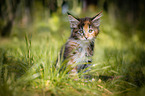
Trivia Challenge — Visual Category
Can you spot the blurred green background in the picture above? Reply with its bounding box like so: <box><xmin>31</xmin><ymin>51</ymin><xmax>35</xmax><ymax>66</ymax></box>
<box><xmin>0</xmin><ymin>0</ymin><xmax>145</xmax><ymax>96</ymax></box>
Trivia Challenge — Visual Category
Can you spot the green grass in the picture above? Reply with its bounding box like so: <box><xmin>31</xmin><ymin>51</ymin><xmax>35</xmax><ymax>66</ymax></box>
<box><xmin>0</xmin><ymin>12</ymin><xmax>145</xmax><ymax>96</ymax></box>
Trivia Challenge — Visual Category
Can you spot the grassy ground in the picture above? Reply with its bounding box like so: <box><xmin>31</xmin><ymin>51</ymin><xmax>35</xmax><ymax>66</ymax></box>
<box><xmin>0</xmin><ymin>12</ymin><xmax>145</xmax><ymax>96</ymax></box>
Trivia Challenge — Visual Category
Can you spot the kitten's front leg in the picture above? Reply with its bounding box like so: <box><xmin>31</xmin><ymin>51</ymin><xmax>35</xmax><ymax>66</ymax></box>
<box><xmin>77</xmin><ymin>45</ymin><xmax>94</xmax><ymax>79</ymax></box>
<box><xmin>67</xmin><ymin>58</ymin><xmax>79</xmax><ymax>79</ymax></box>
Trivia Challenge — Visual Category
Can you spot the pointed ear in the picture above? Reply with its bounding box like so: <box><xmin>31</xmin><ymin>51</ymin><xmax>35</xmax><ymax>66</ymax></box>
<box><xmin>67</xmin><ymin>12</ymin><xmax>80</xmax><ymax>28</ymax></box>
<box><xmin>91</xmin><ymin>11</ymin><xmax>102</xmax><ymax>27</ymax></box>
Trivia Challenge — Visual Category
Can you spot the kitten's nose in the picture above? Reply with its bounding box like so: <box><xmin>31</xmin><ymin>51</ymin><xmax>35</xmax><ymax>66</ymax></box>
<box><xmin>85</xmin><ymin>36</ymin><xmax>88</xmax><ymax>39</ymax></box>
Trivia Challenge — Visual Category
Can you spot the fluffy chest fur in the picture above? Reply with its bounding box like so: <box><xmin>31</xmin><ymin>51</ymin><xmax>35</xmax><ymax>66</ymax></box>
<box><xmin>66</xmin><ymin>39</ymin><xmax>92</xmax><ymax>64</ymax></box>
<box><xmin>63</xmin><ymin>38</ymin><xmax>94</xmax><ymax>67</ymax></box>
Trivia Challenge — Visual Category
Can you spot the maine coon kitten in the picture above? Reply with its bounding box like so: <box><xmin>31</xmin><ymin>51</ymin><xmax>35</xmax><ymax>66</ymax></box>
<box><xmin>59</xmin><ymin>11</ymin><xmax>102</xmax><ymax>76</ymax></box>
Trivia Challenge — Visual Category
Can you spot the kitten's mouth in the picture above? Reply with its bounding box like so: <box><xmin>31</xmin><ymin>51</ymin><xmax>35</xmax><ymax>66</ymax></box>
<box><xmin>81</xmin><ymin>38</ymin><xmax>92</xmax><ymax>41</ymax></box>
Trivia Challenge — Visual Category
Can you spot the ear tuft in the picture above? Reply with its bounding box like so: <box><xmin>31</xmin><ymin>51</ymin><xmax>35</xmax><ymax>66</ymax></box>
<box><xmin>91</xmin><ymin>11</ymin><xmax>102</xmax><ymax>27</ymax></box>
<box><xmin>67</xmin><ymin>12</ymin><xmax>79</xmax><ymax>28</ymax></box>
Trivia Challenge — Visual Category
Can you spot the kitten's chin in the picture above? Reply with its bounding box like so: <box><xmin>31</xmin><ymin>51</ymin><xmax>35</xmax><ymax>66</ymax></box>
<box><xmin>80</xmin><ymin>39</ymin><xmax>92</xmax><ymax>43</ymax></box>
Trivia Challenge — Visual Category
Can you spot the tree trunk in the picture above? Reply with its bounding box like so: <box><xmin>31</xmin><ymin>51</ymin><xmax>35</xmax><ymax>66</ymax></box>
<box><xmin>1</xmin><ymin>20</ymin><xmax>13</xmax><ymax>37</ymax></box>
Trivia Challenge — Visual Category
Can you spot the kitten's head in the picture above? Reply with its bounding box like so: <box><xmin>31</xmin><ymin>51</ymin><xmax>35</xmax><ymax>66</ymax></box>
<box><xmin>68</xmin><ymin>11</ymin><xmax>102</xmax><ymax>41</ymax></box>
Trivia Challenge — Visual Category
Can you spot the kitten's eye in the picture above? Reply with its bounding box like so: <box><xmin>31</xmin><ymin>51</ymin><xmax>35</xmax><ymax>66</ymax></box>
<box><xmin>79</xmin><ymin>30</ymin><xmax>83</xmax><ymax>33</ymax></box>
<box><xmin>89</xmin><ymin>29</ymin><xmax>93</xmax><ymax>33</ymax></box>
